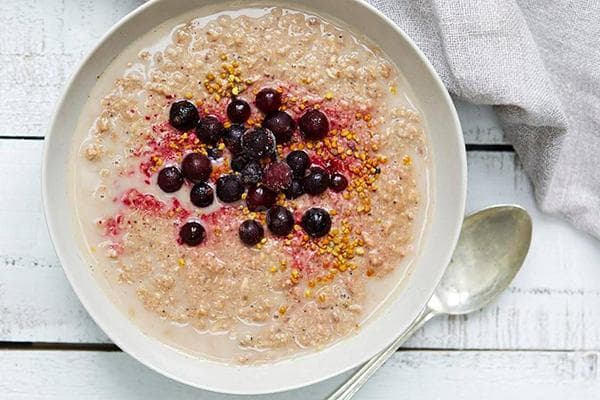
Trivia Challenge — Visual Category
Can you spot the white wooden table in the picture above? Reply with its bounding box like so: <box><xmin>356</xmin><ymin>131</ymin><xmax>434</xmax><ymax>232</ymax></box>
<box><xmin>2</xmin><ymin>1</ymin><xmax>600</xmax><ymax>398</ymax></box>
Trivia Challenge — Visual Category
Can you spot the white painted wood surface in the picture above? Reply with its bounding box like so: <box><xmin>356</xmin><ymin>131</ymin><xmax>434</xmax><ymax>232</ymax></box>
<box><xmin>2</xmin><ymin>0</ymin><xmax>600</xmax><ymax>398</ymax></box>
<box><xmin>2</xmin><ymin>350</ymin><xmax>600</xmax><ymax>400</ymax></box>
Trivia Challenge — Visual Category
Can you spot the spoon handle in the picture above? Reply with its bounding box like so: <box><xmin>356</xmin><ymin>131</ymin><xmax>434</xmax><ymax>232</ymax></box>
<box><xmin>326</xmin><ymin>307</ymin><xmax>437</xmax><ymax>400</ymax></box>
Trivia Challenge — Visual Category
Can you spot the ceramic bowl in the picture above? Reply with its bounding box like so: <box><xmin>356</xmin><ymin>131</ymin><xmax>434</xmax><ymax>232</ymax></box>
<box><xmin>42</xmin><ymin>0</ymin><xmax>466</xmax><ymax>394</ymax></box>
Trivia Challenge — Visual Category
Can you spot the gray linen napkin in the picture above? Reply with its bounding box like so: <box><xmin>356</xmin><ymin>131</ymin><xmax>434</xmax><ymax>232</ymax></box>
<box><xmin>369</xmin><ymin>0</ymin><xmax>600</xmax><ymax>238</ymax></box>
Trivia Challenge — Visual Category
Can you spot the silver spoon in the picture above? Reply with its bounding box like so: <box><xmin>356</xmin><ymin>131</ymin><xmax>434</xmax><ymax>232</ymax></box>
<box><xmin>327</xmin><ymin>204</ymin><xmax>532</xmax><ymax>400</ymax></box>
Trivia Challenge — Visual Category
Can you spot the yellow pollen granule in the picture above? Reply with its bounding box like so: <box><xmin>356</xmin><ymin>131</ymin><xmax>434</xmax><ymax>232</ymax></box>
<box><xmin>177</xmin><ymin>258</ymin><xmax>186</xmax><ymax>267</ymax></box>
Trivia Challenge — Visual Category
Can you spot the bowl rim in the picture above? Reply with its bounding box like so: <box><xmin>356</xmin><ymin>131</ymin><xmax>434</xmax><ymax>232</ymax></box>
<box><xmin>42</xmin><ymin>0</ymin><xmax>467</xmax><ymax>394</ymax></box>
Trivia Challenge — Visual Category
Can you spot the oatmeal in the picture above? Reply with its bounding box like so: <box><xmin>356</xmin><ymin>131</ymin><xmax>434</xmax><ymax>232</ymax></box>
<box><xmin>71</xmin><ymin>6</ymin><xmax>430</xmax><ymax>364</ymax></box>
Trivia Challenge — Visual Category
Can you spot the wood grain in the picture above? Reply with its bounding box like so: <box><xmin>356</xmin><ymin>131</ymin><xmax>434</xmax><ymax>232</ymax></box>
<box><xmin>0</xmin><ymin>0</ymin><xmax>144</xmax><ymax>138</ymax></box>
<box><xmin>1</xmin><ymin>350</ymin><xmax>599</xmax><ymax>399</ymax></box>
<box><xmin>2</xmin><ymin>139</ymin><xmax>599</xmax><ymax>350</ymax></box>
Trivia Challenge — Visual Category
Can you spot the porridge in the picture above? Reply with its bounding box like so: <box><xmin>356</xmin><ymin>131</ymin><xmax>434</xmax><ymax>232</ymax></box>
<box><xmin>72</xmin><ymin>6</ymin><xmax>430</xmax><ymax>364</ymax></box>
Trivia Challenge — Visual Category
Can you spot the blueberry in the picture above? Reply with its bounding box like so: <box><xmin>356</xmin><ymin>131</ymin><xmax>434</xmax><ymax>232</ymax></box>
<box><xmin>263</xmin><ymin>161</ymin><xmax>292</xmax><ymax>191</ymax></box>
<box><xmin>241</xmin><ymin>160</ymin><xmax>263</xmax><ymax>185</ymax></box>
<box><xmin>303</xmin><ymin>167</ymin><xmax>330</xmax><ymax>195</ymax></box>
<box><xmin>255</xmin><ymin>88</ymin><xmax>282</xmax><ymax>113</ymax></box>
<box><xmin>227</xmin><ymin>99</ymin><xmax>251</xmax><ymax>123</ymax></box>
<box><xmin>266</xmin><ymin>206</ymin><xmax>295</xmax><ymax>237</ymax></box>
<box><xmin>241</xmin><ymin>127</ymin><xmax>276</xmax><ymax>159</ymax></box>
<box><xmin>284</xmin><ymin>179</ymin><xmax>305</xmax><ymax>199</ymax></box>
<box><xmin>223</xmin><ymin>124</ymin><xmax>246</xmax><ymax>155</ymax></box>
<box><xmin>181</xmin><ymin>153</ymin><xmax>212</xmax><ymax>183</ymax></box>
<box><xmin>301</xmin><ymin>208</ymin><xmax>332</xmax><ymax>238</ymax></box>
<box><xmin>299</xmin><ymin>109</ymin><xmax>329</xmax><ymax>140</ymax></box>
<box><xmin>179</xmin><ymin>221</ymin><xmax>206</xmax><ymax>246</ymax></box>
<box><xmin>157</xmin><ymin>166</ymin><xmax>184</xmax><ymax>193</ymax></box>
<box><xmin>216</xmin><ymin>174</ymin><xmax>244</xmax><ymax>203</ymax></box>
<box><xmin>329</xmin><ymin>172</ymin><xmax>348</xmax><ymax>192</ymax></box>
<box><xmin>207</xmin><ymin>147</ymin><xmax>223</xmax><ymax>160</ymax></box>
<box><xmin>263</xmin><ymin>111</ymin><xmax>295</xmax><ymax>143</ymax></box>
<box><xmin>285</xmin><ymin>150</ymin><xmax>310</xmax><ymax>177</ymax></box>
<box><xmin>190</xmin><ymin>182</ymin><xmax>214</xmax><ymax>208</ymax></box>
<box><xmin>169</xmin><ymin>100</ymin><xmax>199</xmax><ymax>131</ymax></box>
<box><xmin>246</xmin><ymin>185</ymin><xmax>277</xmax><ymax>211</ymax></box>
<box><xmin>196</xmin><ymin>115</ymin><xmax>224</xmax><ymax>145</ymax></box>
<box><xmin>230</xmin><ymin>153</ymin><xmax>250</xmax><ymax>172</ymax></box>
<box><xmin>239</xmin><ymin>219</ymin><xmax>264</xmax><ymax>246</ymax></box>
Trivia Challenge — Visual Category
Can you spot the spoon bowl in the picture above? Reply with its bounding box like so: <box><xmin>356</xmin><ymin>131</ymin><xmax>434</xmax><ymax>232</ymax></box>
<box><xmin>428</xmin><ymin>205</ymin><xmax>532</xmax><ymax>315</ymax></box>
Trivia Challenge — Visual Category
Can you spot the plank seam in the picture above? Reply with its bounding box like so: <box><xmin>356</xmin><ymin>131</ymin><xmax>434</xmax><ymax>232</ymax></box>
<box><xmin>0</xmin><ymin>136</ymin><xmax>45</xmax><ymax>140</ymax></box>
<box><xmin>1</xmin><ymin>342</ymin><xmax>597</xmax><ymax>353</ymax></box>
<box><xmin>0</xmin><ymin>136</ymin><xmax>515</xmax><ymax>152</ymax></box>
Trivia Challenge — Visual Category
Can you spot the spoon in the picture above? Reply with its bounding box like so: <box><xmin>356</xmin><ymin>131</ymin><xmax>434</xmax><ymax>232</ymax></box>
<box><xmin>327</xmin><ymin>204</ymin><xmax>532</xmax><ymax>400</ymax></box>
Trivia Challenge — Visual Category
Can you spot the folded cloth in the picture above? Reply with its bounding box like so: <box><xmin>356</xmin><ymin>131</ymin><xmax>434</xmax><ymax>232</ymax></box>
<box><xmin>369</xmin><ymin>0</ymin><xmax>600</xmax><ymax>238</ymax></box>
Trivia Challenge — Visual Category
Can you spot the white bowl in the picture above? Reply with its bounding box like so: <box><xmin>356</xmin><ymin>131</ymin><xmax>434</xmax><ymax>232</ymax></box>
<box><xmin>42</xmin><ymin>0</ymin><xmax>466</xmax><ymax>394</ymax></box>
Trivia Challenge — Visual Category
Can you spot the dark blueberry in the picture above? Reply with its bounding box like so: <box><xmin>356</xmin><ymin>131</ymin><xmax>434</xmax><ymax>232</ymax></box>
<box><xmin>239</xmin><ymin>219</ymin><xmax>264</xmax><ymax>246</ymax></box>
<box><xmin>181</xmin><ymin>153</ymin><xmax>212</xmax><ymax>183</ymax></box>
<box><xmin>227</xmin><ymin>99</ymin><xmax>251</xmax><ymax>123</ymax></box>
<box><xmin>266</xmin><ymin>206</ymin><xmax>295</xmax><ymax>237</ymax></box>
<box><xmin>216</xmin><ymin>174</ymin><xmax>244</xmax><ymax>203</ymax></box>
<box><xmin>299</xmin><ymin>109</ymin><xmax>329</xmax><ymax>140</ymax></box>
<box><xmin>301</xmin><ymin>208</ymin><xmax>332</xmax><ymax>238</ymax></box>
<box><xmin>303</xmin><ymin>167</ymin><xmax>330</xmax><ymax>195</ymax></box>
<box><xmin>230</xmin><ymin>153</ymin><xmax>251</xmax><ymax>172</ymax></box>
<box><xmin>179</xmin><ymin>221</ymin><xmax>206</xmax><ymax>246</ymax></box>
<box><xmin>169</xmin><ymin>100</ymin><xmax>199</xmax><ymax>131</ymax></box>
<box><xmin>263</xmin><ymin>111</ymin><xmax>295</xmax><ymax>143</ymax></box>
<box><xmin>207</xmin><ymin>147</ymin><xmax>223</xmax><ymax>160</ymax></box>
<box><xmin>196</xmin><ymin>115</ymin><xmax>224</xmax><ymax>145</ymax></box>
<box><xmin>263</xmin><ymin>161</ymin><xmax>292</xmax><ymax>191</ymax></box>
<box><xmin>246</xmin><ymin>185</ymin><xmax>277</xmax><ymax>211</ymax></box>
<box><xmin>241</xmin><ymin>160</ymin><xmax>263</xmax><ymax>185</ymax></box>
<box><xmin>284</xmin><ymin>179</ymin><xmax>305</xmax><ymax>199</ymax></box>
<box><xmin>190</xmin><ymin>182</ymin><xmax>214</xmax><ymax>208</ymax></box>
<box><xmin>223</xmin><ymin>124</ymin><xmax>246</xmax><ymax>154</ymax></box>
<box><xmin>157</xmin><ymin>166</ymin><xmax>184</xmax><ymax>193</ymax></box>
<box><xmin>255</xmin><ymin>88</ymin><xmax>282</xmax><ymax>113</ymax></box>
<box><xmin>329</xmin><ymin>172</ymin><xmax>348</xmax><ymax>192</ymax></box>
<box><xmin>241</xmin><ymin>127</ymin><xmax>276</xmax><ymax>159</ymax></box>
<box><xmin>285</xmin><ymin>150</ymin><xmax>310</xmax><ymax>177</ymax></box>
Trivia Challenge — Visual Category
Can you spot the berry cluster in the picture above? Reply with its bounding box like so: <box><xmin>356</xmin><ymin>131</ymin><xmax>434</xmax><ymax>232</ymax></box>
<box><xmin>159</xmin><ymin>88</ymin><xmax>349</xmax><ymax>247</ymax></box>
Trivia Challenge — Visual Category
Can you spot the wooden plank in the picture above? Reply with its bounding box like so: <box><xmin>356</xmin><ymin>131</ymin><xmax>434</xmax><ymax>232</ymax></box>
<box><xmin>0</xmin><ymin>0</ymin><xmax>143</xmax><ymax>138</ymax></box>
<box><xmin>1</xmin><ymin>350</ymin><xmax>599</xmax><ymax>399</ymax></box>
<box><xmin>454</xmin><ymin>98</ymin><xmax>507</xmax><ymax>144</ymax></box>
<box><xmin>2</xmin><ymin>139</ymin><xmax>600</xmax><ymax>350</ymax></box>
<box><xmin>0</xmin><ymin>0</ymin><xmax>504</xmax><ymax>143</ymax></box>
